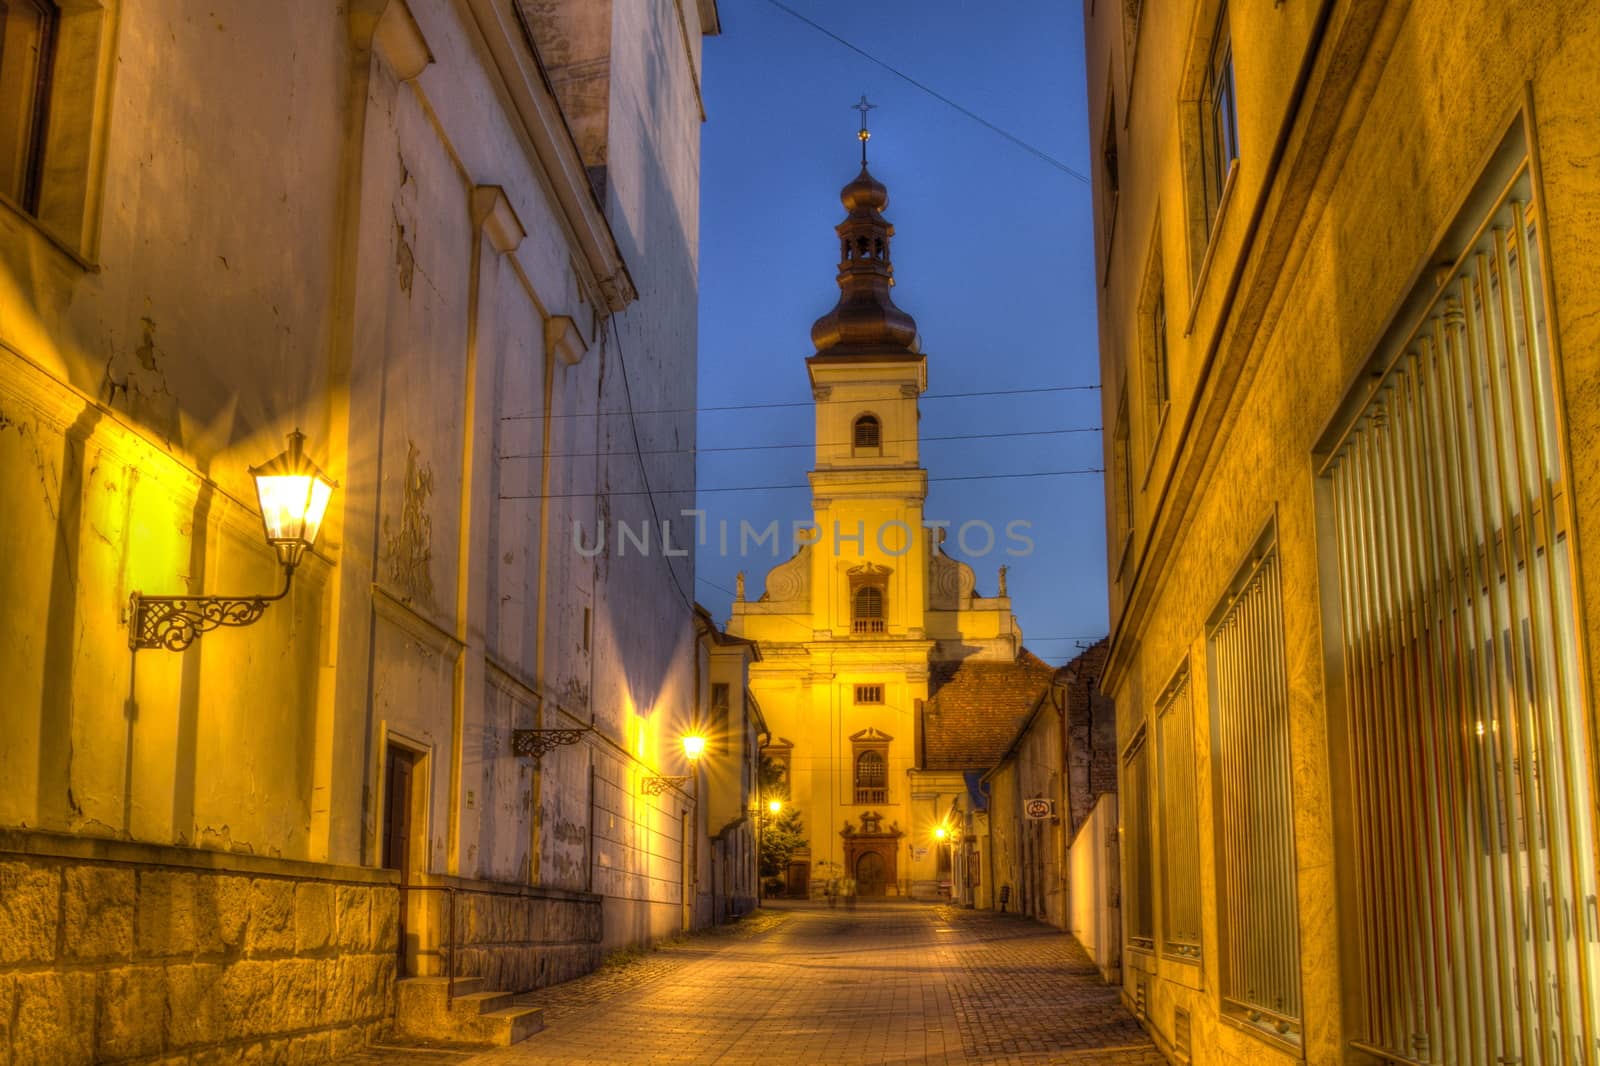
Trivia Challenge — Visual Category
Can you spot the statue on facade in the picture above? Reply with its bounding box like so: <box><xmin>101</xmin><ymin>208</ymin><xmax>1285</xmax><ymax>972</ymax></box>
<box><xmin>998</xmin><ymin>564</ymin><xmax>1008</xmax><ymax>596</ymax></box>
<box><xmin>735</xmin><ymin>571</ymin><xmax>746</xmax><ymax>601</ymax></box>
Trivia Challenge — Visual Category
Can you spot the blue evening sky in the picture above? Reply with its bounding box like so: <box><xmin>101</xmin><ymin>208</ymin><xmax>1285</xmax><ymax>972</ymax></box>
<box><xmin>693</xmin><ymin>0</ymin><xmax>1107</xmax><ymax>664</ymax></box>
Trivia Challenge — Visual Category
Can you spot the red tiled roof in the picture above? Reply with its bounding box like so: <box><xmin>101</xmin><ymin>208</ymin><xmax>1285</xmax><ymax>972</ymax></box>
<box><xmin>920</xmin><ymin>649</ymin><xmax>1056</xmax><ymax>771</ymax></box>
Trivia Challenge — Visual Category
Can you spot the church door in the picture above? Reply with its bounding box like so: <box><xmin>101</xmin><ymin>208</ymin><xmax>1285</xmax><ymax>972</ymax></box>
<box><xmin>856</xmin><ymin>851</ymin><xmax>886</xmax><ymax>896</ymax></box>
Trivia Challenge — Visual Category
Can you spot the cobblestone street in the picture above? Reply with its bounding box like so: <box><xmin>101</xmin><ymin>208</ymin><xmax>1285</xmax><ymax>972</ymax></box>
<box><xmin>342</xmin><ymin>900</ymin><xmax>1163</xmax><ymax>1065</ymax></box>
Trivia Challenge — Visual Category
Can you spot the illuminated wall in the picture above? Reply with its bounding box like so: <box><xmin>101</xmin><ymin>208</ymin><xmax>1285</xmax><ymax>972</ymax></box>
<box><xmin>0</xmin><ymin>0</ymin><xmax>721</xmax><ymax>1056</ymax></box>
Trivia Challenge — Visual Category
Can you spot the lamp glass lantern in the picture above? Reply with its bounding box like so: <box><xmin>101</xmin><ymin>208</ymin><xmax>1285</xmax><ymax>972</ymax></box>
<box><xmin>681</xmin><ymin>733</ymin><xmax>707</xmax><ymax>763</ymax></box>
<box><xmin>249</xmin><ymin>429</ymin><xmax>336</xmax><ymax>572</ymax></box>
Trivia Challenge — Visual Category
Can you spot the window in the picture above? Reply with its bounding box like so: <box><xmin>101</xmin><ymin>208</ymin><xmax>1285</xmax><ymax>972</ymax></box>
<box><xmin>1121</xmin><ymin>0</ymin><xmax>1143</xmax><ymax>68</ymax></box>
<box><xmin>852</xmin><ymin>585</ymin><xmax>885</xmax><ymax>634</ymax></box>
<box><xmin>853</xmin><ymin>750</ymin><xmax>886</xmax><ymax>804</ymax></box>
<box><xmin>1149</xmin><ymin>284</ymin><xmax>1169</xmax><ymax>412</ymax></box>
<box><xmin>1318</xmin><ymin>152</ymin><xmax>1599</xmax><ymax>1061</ymax></box>
<box><xmin>1111</xmin><ymin>388</ymin><xmax>1134</xmax><ymax>565</ymax></box>
<box><xmin>1139</xmin><ymin>231</ymin><xmax>1171</xmax><ymax>459</ymax></box>
<box><xmin>853</xmin><ymin>684</ymin><xmax>883</xmax><ymax>705</ymax></box>
<box><xmin>1199</xmin><ymin>1</ymin><xmax>1238</xmax><ymax>235</ymax></box>
<box><xmin>852</xmin><ymin>414</ymin><xmax>881</xmax><ymax>452</ymax></box>
<box><xmin>0</xmin><ymin>0</ymin><xmax>58</xmax><ymax>213</ymax></box>
<box><xmin>1156</xmin><ymin>666</ymin><xmax>1200</xmax><ymax>960</ymax></box>
<box><xmin>1121</xmin><ymin>727</ymin><xmax>1153</xmax><ymax>951</ymax></box>
<box><xmin>1100</xmin><ymin>85</ymin><xmax>1119</xmax><ymax>248</ymax></box>
<box><xmin>1208</xmin><ymin>541</ymin><xmax>1299</xmax><ymax>1045</ymax></box>
<box><xmin>710</xmin><ymin>683</ymin><xmax>730</xmax><ymax>753</ymax></box>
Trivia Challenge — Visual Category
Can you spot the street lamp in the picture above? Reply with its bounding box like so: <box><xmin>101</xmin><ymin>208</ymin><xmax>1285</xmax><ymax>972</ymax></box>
<box><xmin>128</xmin><ymin>430</ymin><xmax>337</xmax><ymax>651</ymax></box>
<box><xmin>759</xmin><ymin>797</ymin><xmax>783</xmax><ymax>901</ymax></box>
<box><xmin>642</xmin><ymin>731</ymin><xmax>707</xmax><ymax>795</ymax></box>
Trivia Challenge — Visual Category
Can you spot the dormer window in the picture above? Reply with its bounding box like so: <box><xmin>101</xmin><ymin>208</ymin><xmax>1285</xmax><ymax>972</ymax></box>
<box><xmin>852</xmin><ymin>414</ymin><xmax>881</xmax><ymax>452</ymax></box>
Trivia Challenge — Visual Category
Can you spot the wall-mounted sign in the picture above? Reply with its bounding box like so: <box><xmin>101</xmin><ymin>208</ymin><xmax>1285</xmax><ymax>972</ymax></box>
<box><xmin>1024</xmin><ymin>798</ymin><xmax>1055</xmax><ymax>820</ymax></box>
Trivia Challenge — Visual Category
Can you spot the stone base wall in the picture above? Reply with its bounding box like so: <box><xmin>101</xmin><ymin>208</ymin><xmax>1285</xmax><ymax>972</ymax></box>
<box><xmin>0</xmin><ymin>830</ymin><xmax>400</xmax><ymax>1066</ymax></box>
<box><xmin>415</xmin><ymin>878</ymin><xmax>601</xmax><ymax>994</ymax></box>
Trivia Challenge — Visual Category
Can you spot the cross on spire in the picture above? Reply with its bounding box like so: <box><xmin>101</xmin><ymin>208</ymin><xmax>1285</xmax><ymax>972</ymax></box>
<box><xmin>853</xmin><ymin>95</ymin><xmax>876</xmax><ymax>166</ymax></box>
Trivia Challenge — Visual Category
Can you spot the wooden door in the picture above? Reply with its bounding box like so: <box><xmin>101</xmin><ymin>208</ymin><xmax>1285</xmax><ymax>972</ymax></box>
<box><xmin>382</xmin><ymin>746</ymin><xmax>416</xmax><ymax>968</ymax></box>
<box><xmin>856</xmin><ymin>851</ymin><xmax>886</xmax><ymax>895</ymax></box>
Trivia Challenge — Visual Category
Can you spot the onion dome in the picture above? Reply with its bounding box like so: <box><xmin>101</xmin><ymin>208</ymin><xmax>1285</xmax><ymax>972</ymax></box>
<box><xmin>809</xmin><ymin>107</ymin><xmax>921</xmax><ymax>359</ymax></box>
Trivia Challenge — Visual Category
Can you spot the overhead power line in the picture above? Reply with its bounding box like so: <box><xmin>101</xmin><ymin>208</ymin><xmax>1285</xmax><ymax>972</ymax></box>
<box><xmin>608</xmin><ymin>317</ymin><xmax>697</xmax><ymax>614</ymax></box>
<box><xmin>501</xmin><ymin>382</ymin><xmax>1100</xmax><ymax>423</ymax></box>
<box><xmin>499</xmin><ymin>424</ymin><xmax>1102</xmax><ymax>462</ymax></box>
<box><xmin>499</xmin><ymin>466</ymin><xmax>1104</xmax><ymax>501</ymax></box>
<box><xmin>759</xmin><ymin>0</ymin><xmax>1091</xmax><ymax>184</ymax></box>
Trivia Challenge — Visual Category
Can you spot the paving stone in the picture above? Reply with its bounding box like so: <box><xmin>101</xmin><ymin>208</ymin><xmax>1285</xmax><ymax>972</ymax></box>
<box><xmin>328</xmin><ymin>900</ymin><xmax>1163</xmax><ymax>1064</ymax></box>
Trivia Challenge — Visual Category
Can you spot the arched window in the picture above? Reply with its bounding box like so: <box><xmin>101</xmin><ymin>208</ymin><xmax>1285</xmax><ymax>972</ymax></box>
<box><xmin>853</xmin><ymin>585</ymin><xmax>885</xmax><ymax>634</ymax></box>
<box><xmin>852</xmin><ymin>414</ymin><xmax>881</xmax><ymax>452</ymax></box>
<box><xmin>854</xmin><ymin>750</ymin><xmax>886</xmax><ymax>803</ymax></box>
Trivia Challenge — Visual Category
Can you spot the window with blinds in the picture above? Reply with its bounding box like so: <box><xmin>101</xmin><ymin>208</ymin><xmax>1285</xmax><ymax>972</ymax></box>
<box><xmin>1319</xmin><ymin>155</ymin><xmax>1599</xmax><ymax>1064</ymax></box>
<box><xmin>1157</xmin><ymin>665</ymin><xmax>1201</xmax><ymax>960</ymax></box>
<box><xmin>1208</xmin><ymin>543</ymin><xmax>1300</xmax><ymax>1045</ymax></box>
<box><xmin>1122</xmin><ymin>727</ymin><xmax>1154</xmax><ymax>952</ymax></box>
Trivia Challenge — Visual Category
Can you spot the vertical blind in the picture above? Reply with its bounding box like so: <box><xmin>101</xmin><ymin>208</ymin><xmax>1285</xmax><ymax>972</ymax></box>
<box><xmin>1158</xmin><ymin>670</ymin><xmax>1202</xmax><ymax>959</ymax></box>
<box><xmin>1210</xmin><ymin>548</ymin><xmax>1302</xmax><ymax>1042</ymax></box>
<box><xmin>1123</xmin><ymin>729</ymin><xmax>1155</xmax><ymax>951</ymax></box>
<box><xmin>1324</xmin><ymin>168</ymin><xmax>1599</xmax><ymax>1064</ymax></box>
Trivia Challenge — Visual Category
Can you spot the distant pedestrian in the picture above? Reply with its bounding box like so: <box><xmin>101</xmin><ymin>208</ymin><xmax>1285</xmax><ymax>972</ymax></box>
<box><xmin>842</xmin><ymin>877</ymin><xmax>857</xmax><ymax>911</ymax></box>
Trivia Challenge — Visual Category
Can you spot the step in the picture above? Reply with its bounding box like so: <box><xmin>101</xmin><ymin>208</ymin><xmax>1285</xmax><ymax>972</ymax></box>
<box><xmin>394</xmin><ymin>976</ymin><xmax>539</xmax><ymax>1048</ymax></box>
<box><xmin>472</xmin><ymin>1005</ymin><xmax>544</xmax><ymax>1047</ymax></box>
<box><xmin>449</xmin><ymin>990</ymin><xmax>515</xmax><ymax>1016</ymax></box>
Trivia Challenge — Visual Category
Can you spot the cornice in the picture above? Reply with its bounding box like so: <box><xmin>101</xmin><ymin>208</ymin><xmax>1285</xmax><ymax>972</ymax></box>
<box><xmin>458</xmin><ymin>0</ymin><xmax>636</xmax><ymax>311</ymax></box>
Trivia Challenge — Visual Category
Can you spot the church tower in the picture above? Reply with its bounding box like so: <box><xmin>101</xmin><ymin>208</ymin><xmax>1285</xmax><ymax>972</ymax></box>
<box><xmin>730</xmin><ymin>111</ymin><xmax>1047</xmax><ymax>901</ymax></box>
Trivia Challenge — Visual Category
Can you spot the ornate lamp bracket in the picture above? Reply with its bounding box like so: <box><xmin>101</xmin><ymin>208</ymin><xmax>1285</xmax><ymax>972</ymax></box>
<box><xmin>641</xmin><ymin>776</ymin><xmax>689</xmax><ymax>797</ymax></box>
<box><xmin>511</xmin><ymin>727</ymin><xmax>591</xmax><ymax>760</ymax></box>
<box><xmin>128</xmin><ymin>573</ymin><xmax>293</xmax><ymax>652</ymax></box>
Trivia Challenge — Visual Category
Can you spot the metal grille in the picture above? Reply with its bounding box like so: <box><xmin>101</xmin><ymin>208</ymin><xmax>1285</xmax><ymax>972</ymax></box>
<box><xmin>1122</xmin><ymin>729</ymin><xmax>1154</xmax><ymax>951</ymax></box>
<box><xmin>1209</xmin><ymin>547</ymin><xmax>1301</xmax><ymax>1042</ymax></box>
<box><xmin>1157</xmin><ymin>669</ymin><xmax>1202</xmax><ymax>959</ymax></box>
<box><xmin>1323</xmin><ymin>169</ymin><xmax>1599</xmax><ymax>1065</ymax></box>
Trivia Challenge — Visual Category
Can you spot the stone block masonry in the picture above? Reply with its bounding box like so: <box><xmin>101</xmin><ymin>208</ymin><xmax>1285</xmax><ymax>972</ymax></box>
<box><xmin>0</xmin><ymin>830</ymin><xmax>400</xmax><ymax>1065</ymax></box>
<box><xmin>410</xmin><ymin>877</ymin><xmax>602</xmax><ymax>995</ymax></box>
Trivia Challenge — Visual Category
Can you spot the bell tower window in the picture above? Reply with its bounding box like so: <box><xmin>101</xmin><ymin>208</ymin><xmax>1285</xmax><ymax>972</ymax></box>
<box><xmin>852</xmin><ymin>414</ymin><xmax>881</xmax><ymax>453</ymax></box>
<box><xmin>852</xmin><ymin>585</ymin><xmax>886</xmax><ymax>634</ymax></box>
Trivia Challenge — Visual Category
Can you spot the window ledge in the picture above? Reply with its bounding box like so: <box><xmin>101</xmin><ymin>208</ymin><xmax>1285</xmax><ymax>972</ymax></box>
<box><xmin>0</xmin><ymin>194</ymin><xmax>98</xmax><ymax>272</ymax></box>
<box><xmin>1185</xmin><ymin>159</ymin><xmax>1239</xmax><ymax>336</ymax></box>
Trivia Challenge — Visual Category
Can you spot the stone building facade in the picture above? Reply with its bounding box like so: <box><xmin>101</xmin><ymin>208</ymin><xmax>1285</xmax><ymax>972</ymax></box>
<box><xmin>0</xmin><ymin>0</ymin><xmax>730</xmax><ymax>1059</ymax></box>
<box><xmin>1084</xmin><ymin>1</ymin><xmax>1600</xmax><ymax>1063</ymax></box>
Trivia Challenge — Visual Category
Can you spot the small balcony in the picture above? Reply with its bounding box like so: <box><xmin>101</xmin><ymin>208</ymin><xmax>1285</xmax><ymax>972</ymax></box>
<box><xmin>854</xmin><ymin>787</ymin><xmax>888</xmax><ymax>805</ymax></box>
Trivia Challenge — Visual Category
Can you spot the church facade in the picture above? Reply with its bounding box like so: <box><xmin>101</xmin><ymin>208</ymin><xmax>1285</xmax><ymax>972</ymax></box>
<box><xmin>728</xmin><ymin>134</ymin><xmax>1050</xmax><ymax>899</ymax></box>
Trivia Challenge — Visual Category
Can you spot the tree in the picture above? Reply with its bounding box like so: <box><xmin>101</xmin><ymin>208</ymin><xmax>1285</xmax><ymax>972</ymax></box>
<box><xmin>758</xmin><ymin>755</ymin><xmax>807</xmax><ymax>879</ymax></box>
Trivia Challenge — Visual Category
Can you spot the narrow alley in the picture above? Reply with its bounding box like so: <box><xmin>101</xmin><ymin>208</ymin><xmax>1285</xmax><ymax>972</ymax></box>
<box><xmin>340</xmin><ymin>901</ymin><xmax>1162</xmax><ymax>1065</ymax></box>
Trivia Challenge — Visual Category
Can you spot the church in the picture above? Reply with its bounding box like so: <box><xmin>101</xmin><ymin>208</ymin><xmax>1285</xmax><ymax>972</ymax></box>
<box><xmin>727</xmin><ymin>120</ymin><xmax>1057</xmax><ymax>899</ymax></box>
